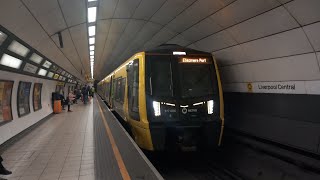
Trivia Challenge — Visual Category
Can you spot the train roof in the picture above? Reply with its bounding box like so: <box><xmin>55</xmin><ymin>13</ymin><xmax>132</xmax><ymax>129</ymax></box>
<box><xmin>145</xmin><ymin>44</ymin><xmax>211</xmax><ymax>55</ymax></box>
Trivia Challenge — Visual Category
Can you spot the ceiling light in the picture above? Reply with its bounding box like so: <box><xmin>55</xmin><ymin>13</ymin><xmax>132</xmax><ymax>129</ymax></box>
<box><xmin>88</xmin><ymin>0</ymin><xmax>97</xmax><ymax>2</ymax></box>
<box><xmin>47</xmin><ymin>72</ymin><xmax>54</xmax><ymax>78</ymax></box>
<box><xmin>89</xmin><ymin>46</ymin><xmax>94</xmax><ymax>51</ymax></box>
<box><xmin>90</xmin><ymin>51</ymin><xmax>94</xmax><ymax>56</ymax></box>
<box><xmin>8</xmin><ymin>41</ymin><xmax>30</xmax><ymax>57</ymax></box>
<box><xmin>38</xmin><ymin>69</ymin><xmax>47</xmax><ymax>76</ymax></box>
<box><xmin>173</xmin><ymin>51</ymin><xmax>186</xmax><ymax>55</ymax></box>
<box><xmin>0</xmin><ymin>54</ymin><xmax>23</xmax><ymax>69</ymax></box>
<box><xmin>89</xmin><ymin>37</ymin><xmax>95</xmax><ymax>44</ymax></box>
<box><xmin>88</xmin><ymin>26</ymin><xmax>96</xmax><ymax>36</ymax></box>
<box><xmin>90</xmin><ymin>55</ymin><xmax>94</xmax><ymax>59</ymax></box>
<box><xmin>42</xmin><ymin>61</ymin><xmax>52</xmax><ymax>68</ymax></box>
<box><xmin>90</xmin><ymin>59</ymin><xmax>94</xmax><ymax>62</ymax></box>
<box><xmin>88</xmin><ymin>7</ymin><xmax>97</xmax><ymax>23</ymax></box>
<box><xmin>30</xmin><ymin>53</ymin><xmax>43</xmax><ymax>64</ymax></box>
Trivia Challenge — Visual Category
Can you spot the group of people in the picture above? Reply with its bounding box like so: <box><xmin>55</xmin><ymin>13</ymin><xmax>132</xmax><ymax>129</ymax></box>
<box><xmin>80</xmin><ymin>85</ymin><xmax>95</xmax><ymax>104</ymax></box>
<box><xmin>60</xmin><ymin>85</ymin><xmax>95</xmax><ymax>111</ymax></box>
<box><xmin>55</xmin><ymin>85</ymin><xmax>95</xmax><ymax>112</ymax></box>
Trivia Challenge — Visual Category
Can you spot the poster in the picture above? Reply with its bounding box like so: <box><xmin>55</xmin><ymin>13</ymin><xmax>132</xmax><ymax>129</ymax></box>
<box><xmin>56</xmin><ymin>84</ymin><xmax>64</xmax><ymax>95</ymax></box>
<box><xmin>18</xmin><ymin>81</ymin><xmax>32</xmax><ymax>117</ymax></box>
<box><xmin>0</xmin><ymin>81</ymin><xmax>13</xmax><ymax>123</ymax></box>
<box><xmin>33</xmin><ymin>83</ymin><xmax>42</xmax><ymax>111</ymax></box>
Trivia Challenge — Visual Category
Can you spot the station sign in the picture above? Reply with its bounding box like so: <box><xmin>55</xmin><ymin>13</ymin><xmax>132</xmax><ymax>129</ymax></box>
<box><xmin>223</xmin><ymin>80</ymin><xmax>320</xmax><ymax>95</ymax></box>
<box><xmin>178</xmin><ymin>57</ymin><xmax>211</xmax><ymax>64</ymax></box>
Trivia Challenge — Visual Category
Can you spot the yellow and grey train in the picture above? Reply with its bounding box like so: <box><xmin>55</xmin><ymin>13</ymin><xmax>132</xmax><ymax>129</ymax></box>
<box><xmin>97</xmin><ymin>44</ymin><xmax>224</xmax><ymax>151</ymax></box>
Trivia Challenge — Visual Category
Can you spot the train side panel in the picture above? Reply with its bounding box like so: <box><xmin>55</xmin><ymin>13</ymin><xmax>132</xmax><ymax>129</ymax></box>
<box><xmin>126</xmin><ymin>53</ymin><xmax>154</xmax><ymax>150</ymax></box>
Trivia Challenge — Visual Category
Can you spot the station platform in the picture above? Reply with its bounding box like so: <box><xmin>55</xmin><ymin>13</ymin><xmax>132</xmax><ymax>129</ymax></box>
<box><xmin>0</xmin><ymin>97</ymin><xmax>162</xmax><ymax>180</ymax></box>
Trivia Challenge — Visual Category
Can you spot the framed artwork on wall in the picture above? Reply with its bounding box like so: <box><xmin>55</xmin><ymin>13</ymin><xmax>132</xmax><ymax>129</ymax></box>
<box><xmin>17</xmin><ymin>81</ymin><xmax>32</xmax><ymax>117</ymax></box>
<box><xmin>0</xmin><ymin>80</ymin><xmax>14</xmax><ymax>124</ymax></box>
<box><xmin>33</xmin><ymin>83</ymin><xmax>42</xmax><ymax>111</ymax></box>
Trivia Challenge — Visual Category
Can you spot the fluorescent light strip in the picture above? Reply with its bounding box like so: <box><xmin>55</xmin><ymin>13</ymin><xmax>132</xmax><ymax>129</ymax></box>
<box><xmin>38</xmin><ymin>69</ymin><xmax>47</xmax><ymax>76</ymax></box>
<box><xmin>88</xmin><ymin>26</ymin><xmax>96</xmax><ymax>36</ymax></box>
<box><xmin>89</xmin><ymin>37</ymin><xmax>95</xmax><ymax>44</ymax></box>
<box><xmin>0</xmin><ymin>54</ymin><xmax>23</xmax><ymax>69</ymax></box>
<box><xmin>8</xmin><ymin>41</ymin><xmax>30</xmax><ymax>57</ymax></box>
<box><xmin>90</xmin><ymin>51</ymin><xmax>94</xmax><ymax>55</ymax></box>
<box><xmin>88</xmin><ymin>7</ymin><xmax>97</xmax><ymax>23</ymax></box>
<box><xmin>89</xmin><ymin>45</ymin><xmax>94</xmax><ymax>51</ymax></box>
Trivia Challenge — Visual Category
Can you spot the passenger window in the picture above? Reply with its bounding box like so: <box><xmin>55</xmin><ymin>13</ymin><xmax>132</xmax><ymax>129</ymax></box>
<box><xmin>127</xmin><ymin>59</ymin><xmax>140</xmax><ymax>120</ymax></box>
<box><xmin>120</xmin><ymin>78</ymin><xmax>126</xmax><ymax>103</ymax></box>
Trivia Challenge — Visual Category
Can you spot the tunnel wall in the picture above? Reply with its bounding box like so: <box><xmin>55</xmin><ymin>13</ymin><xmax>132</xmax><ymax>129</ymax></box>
<box><xmin>0</xmin><ymin>70</ymin><xmax>74</xmax><ymax>145</ymax></box>
<box><xmin>209</xmin><ymin>1</ymin><xmax>320</xmax><ymax>155</ymax></box>
<box><xmin>223</xmin><ymin>92</ymin><xmax>320</xmax><ymax>154</ymax></box>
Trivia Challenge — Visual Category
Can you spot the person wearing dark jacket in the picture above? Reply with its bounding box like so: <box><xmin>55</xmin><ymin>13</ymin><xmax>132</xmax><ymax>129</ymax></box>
<box><xmin>0</xmin><ymin>156</ymin><xmax>12</xmax><ymax>175</ymax></box>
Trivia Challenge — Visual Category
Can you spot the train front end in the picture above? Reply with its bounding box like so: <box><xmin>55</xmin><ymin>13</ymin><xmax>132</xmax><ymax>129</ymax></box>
<box><xmin>145</xmin><ymin>46</ymin><xmax>224</xmax><ymax>151</ymax></box>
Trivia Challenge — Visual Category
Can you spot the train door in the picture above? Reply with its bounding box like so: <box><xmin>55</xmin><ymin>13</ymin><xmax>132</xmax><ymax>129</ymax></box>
<box><xmin>126</xmin><ymin>59</ymin><xmax>140</xmax><ymax>121</ymax></box>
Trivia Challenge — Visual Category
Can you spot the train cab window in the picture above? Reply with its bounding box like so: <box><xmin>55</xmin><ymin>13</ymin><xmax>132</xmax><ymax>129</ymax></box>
<box><xmin>146</xmin><ymin>56</ymin><xmax>173</xmax><ymax>97</ymax></box>
<box><xmin>127</xmin><ymin>59</ymin><xmax>140</xmax><ymax>120</ymax></box>
<box><xmin>178</xmin><ymin>62</ymin><xmax>215</xmax><ymax>98</ymax></box>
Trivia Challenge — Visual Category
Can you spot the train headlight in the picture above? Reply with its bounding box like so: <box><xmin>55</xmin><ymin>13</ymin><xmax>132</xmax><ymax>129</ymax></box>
<box><xmin>207</xmin><ymin>100</ymin><xmax>214</xmax><ymax>114</ymax></box>
<box><xmin>153</xmin><ymin>101</ymin><xmax>161</xmax><ymax>116</ymax></box>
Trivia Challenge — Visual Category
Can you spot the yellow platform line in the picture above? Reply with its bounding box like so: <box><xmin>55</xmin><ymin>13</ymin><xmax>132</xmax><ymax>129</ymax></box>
<box><xmin>96</xmin><ymin>98</ymin><xmax>131</xmax><ymax>180</ymax></box>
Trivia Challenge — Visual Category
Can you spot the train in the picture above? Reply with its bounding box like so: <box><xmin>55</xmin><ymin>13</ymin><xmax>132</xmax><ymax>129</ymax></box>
<box><xmin>97</xmin><ymin>44</ymin><xmax>224</xmax><ymax>151</ymax></box>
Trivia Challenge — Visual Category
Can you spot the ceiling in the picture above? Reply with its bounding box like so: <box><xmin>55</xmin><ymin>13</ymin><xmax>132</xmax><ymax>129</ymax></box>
<box><xmin>1</xmin><ymin>0</ymin><xmax>319</xmax><ymax>82</ymax></box>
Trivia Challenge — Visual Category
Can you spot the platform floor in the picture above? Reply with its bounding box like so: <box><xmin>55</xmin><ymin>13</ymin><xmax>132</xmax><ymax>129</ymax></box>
<box><xmin>0</xmin><ymin>97</ymin><xmax>161</xmax><ymax>180</ymax></box>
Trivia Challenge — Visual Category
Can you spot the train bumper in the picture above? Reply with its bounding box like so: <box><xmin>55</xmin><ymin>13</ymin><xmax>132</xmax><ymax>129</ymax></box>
<box><xmin>149</xmin><ymin>118</ymin><xmax>222</xmax><ymax>151</ymax></box>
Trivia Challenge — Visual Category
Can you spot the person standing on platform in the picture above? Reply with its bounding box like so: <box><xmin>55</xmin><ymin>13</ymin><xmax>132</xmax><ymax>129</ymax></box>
<box><xmin>82</xmin><ymin>85</ymin><xmax>89</xmax><ymax>104</ymax></box>
<box><xmin>59</xmin><ymin>92</ymin><xmax>66</xmax><ymax>110</ymax></box>
<box><xmin>66</xmin><ymin>91</ymin><xmax>75</xmax><ymax>112</ymax></box>
<box><xmin>0</xmin><ymin>156</ymin><xmax>12</xmax><ymax>175</ymax></box>
<box><xmin>90</xmin><ymin>86</ymin><xmax>95</xmax><ymax>98</ymax></box>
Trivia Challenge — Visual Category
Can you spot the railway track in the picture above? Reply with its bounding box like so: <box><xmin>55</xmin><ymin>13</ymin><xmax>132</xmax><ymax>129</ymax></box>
<box><xmin>101</xmin><ymin>97</ymin><xmax>320</xmax><ymax>180</ymax></box>
<box><xmin>145</xmin><ymin>150</ymin><xmax>244</xmax><ymax>180</ymax></box>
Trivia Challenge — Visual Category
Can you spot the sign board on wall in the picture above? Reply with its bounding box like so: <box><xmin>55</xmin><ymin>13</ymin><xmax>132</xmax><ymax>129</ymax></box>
<box><xmin>224</xmin><ymin>80</ymin><xmax>320</xmax><ymax>95</ymax></box>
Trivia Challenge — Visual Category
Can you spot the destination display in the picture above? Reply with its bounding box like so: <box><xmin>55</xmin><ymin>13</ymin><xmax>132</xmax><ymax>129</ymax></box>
<box><xmin>0</xmin><ymin>81</ymin><xmax>13</xmax><ymax>123</ymax></box>
<box><xmin>17</xmin><ymin>81</ymin><xmax>32</xmax><ymax>117</ymax></box>
<box><xmin>178</xmin><ymin>57</ymin><xmax>211</xmax><ymax>64</ymax></box>
<box><xmin>33</xmin><ymin>83</ymin><xmax>42</xmax><ymax>111</ymax></box>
